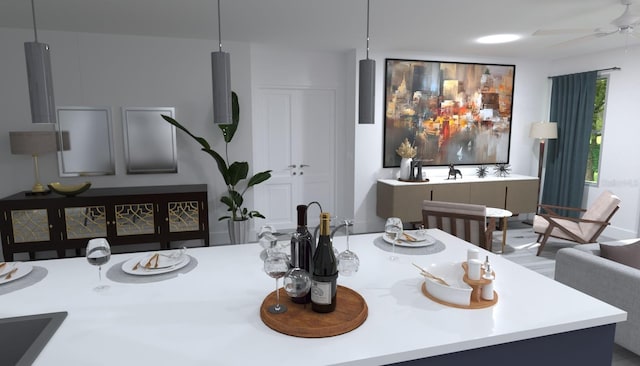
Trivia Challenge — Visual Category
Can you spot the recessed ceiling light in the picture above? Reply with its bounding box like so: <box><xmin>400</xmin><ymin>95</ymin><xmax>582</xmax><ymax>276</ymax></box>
<box><xmin>476</xmin><ymin>34</ymin><xmax>521</xmax><ymax>44</ymax></box>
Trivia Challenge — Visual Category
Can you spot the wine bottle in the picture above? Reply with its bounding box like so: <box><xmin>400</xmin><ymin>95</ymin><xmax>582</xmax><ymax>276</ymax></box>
<box><xmin>291</xmin><ymin>204</ymin><xmax>314</xmax><ymax>304</ymax></box>
<box><xmin>311</xmin><ymin>212</ymin><xmax>338</xmax><ymax>313</ymax></box>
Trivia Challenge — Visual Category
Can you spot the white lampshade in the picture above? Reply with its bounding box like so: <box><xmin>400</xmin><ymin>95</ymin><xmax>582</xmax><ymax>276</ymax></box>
<box><xmin>529</xmin><ymin>122</ymin><xmax>558</xmax><ymax>139</ymax></box>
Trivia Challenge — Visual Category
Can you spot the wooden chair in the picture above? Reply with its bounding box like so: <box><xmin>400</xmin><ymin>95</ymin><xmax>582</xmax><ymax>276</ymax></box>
<box><xmin>533</xmin><ymin>190</ymin><xmax>621</xmax><ymax>256</ymax></box>
<box><xmin>422</xmin><ymin>200</ymin><xmax>489</xmax><ymax>248</ymax></box>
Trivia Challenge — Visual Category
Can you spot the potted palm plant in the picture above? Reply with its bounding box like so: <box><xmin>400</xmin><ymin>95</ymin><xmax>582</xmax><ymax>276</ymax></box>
<box><xmin>162</xmin><ymin>92</ymin><xmax>271</xmax><ymax>244</ymax></box>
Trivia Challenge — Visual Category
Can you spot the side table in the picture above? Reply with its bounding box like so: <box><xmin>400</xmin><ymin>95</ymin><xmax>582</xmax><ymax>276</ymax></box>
<box><xmin>486</xmin><ymin>207</ymin><xmax>513</xmax><ymax>253</ymax></box>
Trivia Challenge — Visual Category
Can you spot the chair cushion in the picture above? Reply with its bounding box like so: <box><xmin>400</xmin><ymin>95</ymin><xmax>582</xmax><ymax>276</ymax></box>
<box><xmin>599</xmin><ymin>241</ymin><xmax>640</xmax><ymax>270</ymax></box>
<box><xmin>533</xmin><ymin>214</ymin><xmax>583</xmax><ymax>241</ymax></box>
<box><xmin>579</xmin><ymin>191</ymin><xmax>621</xmax><ymax>239</ymax></box>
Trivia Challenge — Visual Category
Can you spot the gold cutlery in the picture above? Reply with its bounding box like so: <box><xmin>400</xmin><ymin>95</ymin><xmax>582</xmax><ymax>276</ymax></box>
<box><xmin>0</xmin><ymin>262</ymin><xmax>5</xmax><ymax>270</ymax></box>
<box><xmin>4</xmin><ymin>267</ymin><xmax>18</xmax><ymax>280</ymax></box>
<box><xmin>144</xmin><ymin>253</ymin><xmax>159</xmax><ymax>269</ymax></box>
<box><xmin>411</xmin><ymin>263</ymin><xmax>449</xmax><ymax>286</ymax></box>
<box><xmin>132</xmin><ymin>261</ymin><xmax>141</xmax><ymax>270</ymax></box>
<box><xmin>144</xmin><ymin>253</ymin><xmax>158</xmax><ymax>268</ymax></box>
<box><xmin>403</xmin><ymin>232</ymin><xmax>418</xmax><ymax>242</ymax></box>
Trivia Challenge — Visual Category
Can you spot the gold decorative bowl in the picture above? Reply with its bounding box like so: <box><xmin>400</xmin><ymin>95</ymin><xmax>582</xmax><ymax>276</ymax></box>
<box><xmin>48</xmin><ymin>182</ymin><xmax>92</xmax><ymax>197</ymax></box>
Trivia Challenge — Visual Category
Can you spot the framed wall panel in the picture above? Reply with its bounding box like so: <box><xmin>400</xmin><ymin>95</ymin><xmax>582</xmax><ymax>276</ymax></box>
<box><xmin>56</xmin><ymin>106</ymin><xmax>115</xmax><ymax>176</ymax></box>
<box><xmin>122</xmin><ymin>107</ymin><xmax>177</xmax><ymax>174</ymax></box>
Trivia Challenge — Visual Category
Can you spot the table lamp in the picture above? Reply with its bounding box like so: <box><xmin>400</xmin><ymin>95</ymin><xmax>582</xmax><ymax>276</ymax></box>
<box><xmin>529</xmin><ymin>121</ymin><xmax>558</xmax><ymax>206</ymax></box>
<box><xmin>9</xmin><ymin>131</ymin><xmax>60</xmax><ymax>195</ymax></box>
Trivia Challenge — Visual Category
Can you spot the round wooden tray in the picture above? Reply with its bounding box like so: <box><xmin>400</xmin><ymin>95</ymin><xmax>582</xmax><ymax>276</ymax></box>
<box><xmin>260</xmin><ymin>285</ymin><xmax>368</xmax><ymax>338</ymax></box>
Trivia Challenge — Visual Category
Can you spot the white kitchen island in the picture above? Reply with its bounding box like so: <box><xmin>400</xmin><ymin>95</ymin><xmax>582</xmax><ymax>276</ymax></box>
<box><xmin>0</xmin><ymin>230</ymin><xmax>626</xmax><ymax>365</ymax></box>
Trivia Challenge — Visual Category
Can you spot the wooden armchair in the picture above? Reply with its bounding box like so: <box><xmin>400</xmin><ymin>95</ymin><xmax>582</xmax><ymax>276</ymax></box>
<box><xmin>533</xmin><ymin>190</ymin><xmax>621</xmax><ymax>256</ymax></box>
<box><xmin>422</xmin><ymin>200</ymin><xmax>489</xmax><ymax>249</ymax></box>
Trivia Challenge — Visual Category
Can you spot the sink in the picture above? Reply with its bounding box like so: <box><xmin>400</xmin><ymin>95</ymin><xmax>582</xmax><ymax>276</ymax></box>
<box><xmin>0</xmin><ymin>311</ymin><xmax>68</xmax><ymax>366</ymax></box>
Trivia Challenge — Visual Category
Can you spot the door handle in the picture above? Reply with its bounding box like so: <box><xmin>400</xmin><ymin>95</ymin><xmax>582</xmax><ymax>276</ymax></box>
<box><xmin>300</xmin><ymin>164</ymin><xmax>310</xmax><ymax>168</ymax></box>
<box><xmin>288</xmin><ymin>164</ymin><xmax>297</xmax><ymax>169</ymax></box>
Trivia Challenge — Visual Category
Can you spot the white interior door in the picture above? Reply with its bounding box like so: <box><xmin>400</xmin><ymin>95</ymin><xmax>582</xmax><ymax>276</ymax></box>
<box><xmin>254</xmin><ymin>87</ymin><xmax>336</xmax><ymax>231</ymax></box>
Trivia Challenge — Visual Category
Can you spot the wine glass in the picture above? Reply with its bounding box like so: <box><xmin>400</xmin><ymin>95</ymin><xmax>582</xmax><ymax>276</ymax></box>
<box><xmin>86</xmin><ymin>238</ymin><xmax>111</xmax><ymax>292</ymax></box>
<box><xmin>337</xmin><ymin>219</ymin><xmax>359</xmax><ymax>276</ymax></box>
<box><xmin>384</xmin><ymin>217</ymin><xmax>403</xmax><ymax>261</ymax></box>
<box><xmin>263</xmin><ymin>251</ymin><xmax>289</xmax><ymax>314</ymax></box>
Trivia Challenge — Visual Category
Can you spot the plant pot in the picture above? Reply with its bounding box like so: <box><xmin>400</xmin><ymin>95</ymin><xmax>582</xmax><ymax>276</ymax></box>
<box><xmin>228</xmin><ymin>219</ymin><xmax>249</xmax><ymax>244</ymax></box>
<box><xmin>400</xmin><ymin>157</ymin><xmax>412</xmax><ymax>180</ymax></box>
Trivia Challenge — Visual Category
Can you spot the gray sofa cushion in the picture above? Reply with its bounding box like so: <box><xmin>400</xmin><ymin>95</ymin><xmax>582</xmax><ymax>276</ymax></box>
<box><xmin>600</xmin><ymin>241</ymin><xmax>640</xmax><ymax>270</ymax></box>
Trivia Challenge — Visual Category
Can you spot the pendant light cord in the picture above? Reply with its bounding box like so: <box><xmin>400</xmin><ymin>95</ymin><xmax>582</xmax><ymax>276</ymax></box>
<box><xmin>30</xmin><ymin>0</ymin><xmax>38</xmax><ymax>42</ymax></box>
<box><xmin>365</xmin><ymin>0</ymin><xmax>370</xmax><ymax>60</ymax></box>
<box><xmin>217</xmin><ymin>0</ymin><xmax>222</xmax><ymax>51</ymax></box>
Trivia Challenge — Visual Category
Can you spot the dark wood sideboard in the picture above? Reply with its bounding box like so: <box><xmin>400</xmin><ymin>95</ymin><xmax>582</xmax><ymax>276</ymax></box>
<box><xmin>0</xmin><ymin>184</ymin><xmax>209</xmax><ymax>261</ymax></box>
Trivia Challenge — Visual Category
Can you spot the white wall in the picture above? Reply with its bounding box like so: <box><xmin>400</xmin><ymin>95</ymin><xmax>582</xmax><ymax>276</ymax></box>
<box><xmin>549</xmin><ymin>45</ymin><xmax>640</xmax><ymax>238</ymax></box>
<box><xmin>353</xmin><ymin>50</ymin><xmax>551</xmax><ymax>232</ymax></box>
<box><xmin>0</xmin><ymin>27</ymin><xmax>253</xmax><ymax>244</ymax></box>
<box><xmin>3</xmin><ymin>26</ymin><xmax>581</xmax><ymax>245</ymax></box>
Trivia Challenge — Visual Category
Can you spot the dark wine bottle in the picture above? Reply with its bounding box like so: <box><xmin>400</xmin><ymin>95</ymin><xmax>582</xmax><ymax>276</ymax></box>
<box><xmin>291</xmin><ymin>204</ymin><xmax>314</xmax><ymax>304</ymax></box>
<box><xmin>311</xmin><ymin>212</ymin><xmax>338</xmax><ymax>313</ymax></box>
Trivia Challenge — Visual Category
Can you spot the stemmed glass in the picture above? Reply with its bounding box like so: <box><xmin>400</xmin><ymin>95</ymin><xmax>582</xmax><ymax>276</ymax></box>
<box><xmin>263</xmin><ymin>251</ymin><xmax>289</xmax><ymax>314</ymax></box>
<box><xmin>337</xmin><ymin>219</ymin><xmax>360</xmax><ymax>276</ymax></box>
<box><xmin>86</xmin><ymin>238</ymin><xmax>111</xmax><ymax>292</ymax></box>
<box><xmin>385</xmin><ymin>217</ymin><xmax>403</xmax><ymax>261</ymax></box>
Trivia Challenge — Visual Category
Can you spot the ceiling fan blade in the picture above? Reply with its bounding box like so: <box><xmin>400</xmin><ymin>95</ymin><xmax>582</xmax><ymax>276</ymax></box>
<box><xmin>611</xmin><ymin>4</ymin><xmax>640</xmax><ymax>27</ymax></box>
<box><xmin>533</xmin><ymin>28</ymin><xmax>593</xmax><ymax>36</ymax></box>
<box><xmin>594</xmin><ymin>28</ymin><xmax>621</xmax><ymax>37</ymax></box>
<box><xmin>549</xmin><ymin>33</ymin><xmax>599</xmax><ymax>48</ymax></box>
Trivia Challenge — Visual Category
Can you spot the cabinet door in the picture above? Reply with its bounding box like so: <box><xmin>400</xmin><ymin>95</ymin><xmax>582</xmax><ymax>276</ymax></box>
<box><xmin>469</xmin><ymin>181</ymin><xmax>507</xmax><ymax>209</ymax></box>
<box><xmin>114</xmin><ymin>202</ymin><xmax>155</xmax><ymax>236</ymax></box>
<box><xmin>506</xmin><ymin>179</ymin><xmax>539</xmax><ymax>213</ymax></box>
<box><xmin>167</xmin><ymin>201</ymin><xmax>201</xmax><ymax>232</ymax></box>
<box><xmin>377</xmin><ymin>182</ymin><xmax>432</xmax><ymax>223</ymax></box>
<box><xmin>62</xmin><ymin>206</ymin><xmax>107</xmax><ymax>239</ymax></box>
<box><xmin>430</xmin><ymin>183</ymin><xmax>470</xmax><ymax>203</ymax></box>
<box><xmin>9</xmin><ymin>208</ymin><xmax>51</xmax><ymax>243</ymax></box>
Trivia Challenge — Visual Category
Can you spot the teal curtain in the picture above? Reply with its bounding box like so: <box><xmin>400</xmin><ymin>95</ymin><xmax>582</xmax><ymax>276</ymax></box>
<box><xmin>542</xmin><ymin>71</ymin><xmax>597</xmax><ymax>216</ymax></box>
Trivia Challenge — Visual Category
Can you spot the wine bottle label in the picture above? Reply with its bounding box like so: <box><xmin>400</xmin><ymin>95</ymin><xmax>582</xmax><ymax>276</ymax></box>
<box><xmin>311</xmin><ymin>280</ymin><xmax>332</xmax><ymax>305</ymax></box>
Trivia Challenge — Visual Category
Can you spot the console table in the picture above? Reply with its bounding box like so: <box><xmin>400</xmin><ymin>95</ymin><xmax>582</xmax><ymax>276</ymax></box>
<box><xmin>0</xmin><ymin>185</ymin><xmax>209</xmax><ymax>261</ymax></box>
<box><xmin>377</xmin><ymin>174</ymin><xmax>538</xmax><ymax>223</ymax></box>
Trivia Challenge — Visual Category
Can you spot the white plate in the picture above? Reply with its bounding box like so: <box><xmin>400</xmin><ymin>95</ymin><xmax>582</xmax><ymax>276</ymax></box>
<box><xmin>0</xmin><ymin>262</ymin><xmax>34</xmax><ymax>285</ymax></box>
<box><xmin>383</xmin><ymin>230</ymin><xmax>436</xmax><ymax>248</ymax></box>
<box><xmin>122</xmin><ymin>254</ymin><xmax>190</xmax><ymax>276</ymax></box>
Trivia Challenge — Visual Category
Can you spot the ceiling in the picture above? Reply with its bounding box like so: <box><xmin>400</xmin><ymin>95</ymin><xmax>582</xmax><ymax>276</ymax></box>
<box><xmin>1</xmin><ymin>0</ymin><xmax>639</xmax><ymax>60</ymax></box>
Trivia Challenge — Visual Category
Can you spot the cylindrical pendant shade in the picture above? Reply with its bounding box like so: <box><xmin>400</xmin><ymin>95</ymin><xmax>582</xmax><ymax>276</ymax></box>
<box><xmin>25</xmin><ymin>42</ymin><xmax>56</xmax><ymax>124</ymax></box>
<box><xmin>211</xmin><ymin>50</ymin><xmax>232</xmax><ymax>125</ymax></box>
<box><xmin>358</xmin><ymin>58</ymin><xmax>375</xmax><ymax>124</ymax></box>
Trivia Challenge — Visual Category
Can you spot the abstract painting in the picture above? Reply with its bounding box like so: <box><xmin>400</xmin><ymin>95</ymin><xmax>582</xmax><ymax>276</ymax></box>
<box><xmin>383</xmin><ymin>59</ymin><xmax>516</xmax><ymax>167</ymax></box>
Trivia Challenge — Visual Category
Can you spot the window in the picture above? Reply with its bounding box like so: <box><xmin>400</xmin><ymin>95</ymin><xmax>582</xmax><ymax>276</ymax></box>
<box><xmin>585</xmin><ymin>76</ymin><xmax>608</xmax><ymax>184</ymax></box>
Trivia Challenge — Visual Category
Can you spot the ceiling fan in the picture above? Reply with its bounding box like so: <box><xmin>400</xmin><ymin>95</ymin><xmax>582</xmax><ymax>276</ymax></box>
<box><xmin>534</xmin><ymin>0</ymin><xmax>640</xmax><ymax>45</ymax></box>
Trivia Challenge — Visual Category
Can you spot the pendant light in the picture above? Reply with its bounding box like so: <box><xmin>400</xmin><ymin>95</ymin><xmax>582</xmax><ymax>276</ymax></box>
<box><xmin>358</xmin><ymin>0</ymin><xmax>375</xmax><ymax>124</ymax></box>
<box><xmin>25</xmin><ymin>0</ymin><xmax>56</xmax><ymax>124</ymax></box>
<box><xmin>211</xmin><ymin>0</ymin><xmax>232</xmax><ymax>125</ymax></box>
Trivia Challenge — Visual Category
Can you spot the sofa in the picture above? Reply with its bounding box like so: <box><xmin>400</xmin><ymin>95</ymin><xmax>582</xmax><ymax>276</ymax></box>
<box><xmin>555</xmin><ymin>239</ymin><xmax>640</xmax><ymax>355</ymax></box>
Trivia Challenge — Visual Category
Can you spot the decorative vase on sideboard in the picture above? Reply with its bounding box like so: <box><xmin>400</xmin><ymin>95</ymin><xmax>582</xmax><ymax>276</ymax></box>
<box><xmin>228</xmin><ymin>219</ymin><xmax>249</xmax><ymax>244</ymax></box>
<box><xmin>400</xmin><ymin>158</ymin><xmax>412</xmax><ymax>180</ymax></box>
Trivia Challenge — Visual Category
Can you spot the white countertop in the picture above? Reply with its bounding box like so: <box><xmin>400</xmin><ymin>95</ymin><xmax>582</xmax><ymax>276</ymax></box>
<box><xmin>0</xmin><ymin>230</ymin><xmax>625</xmax><ymax>366</ymax></box>
<box><xmin>379</xmin><ymin>173</ymin><xmax>537</xmax><ymax>186</ymax></box>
